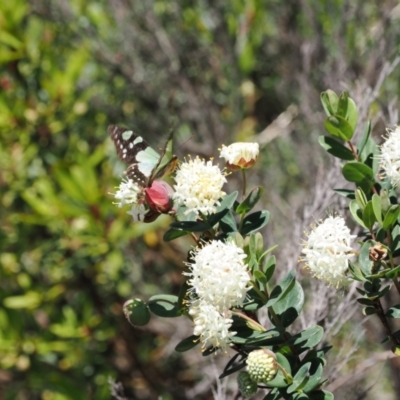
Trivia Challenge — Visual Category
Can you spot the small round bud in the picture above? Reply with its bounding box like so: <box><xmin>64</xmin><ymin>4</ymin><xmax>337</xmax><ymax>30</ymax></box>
<box><xmin>123</xmin><ymin>299</ymin><xmax>151</xmax><ymax>326</ymax></box>
<box><xmin>237</xmin><ymin>371</ymin><xmax>257</xmax><ymax>398</ymax></box>
<box><xmin>246</xmin><ymin>349</ymin><xmax>278</xmax><ymax>383</ymax></box>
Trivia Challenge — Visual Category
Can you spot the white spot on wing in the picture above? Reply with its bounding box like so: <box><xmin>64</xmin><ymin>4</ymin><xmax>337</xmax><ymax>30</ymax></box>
<box><xmin>133</xmin><ymin>137</ymin><xmax>143</xmax><ymax>144</ymax></box>
<box><xmin>129</xmin><ymin>143</ymin><xmax>133</xmax><ymax>149</ymax></box>
<box><xmin>122</xmin><ymin>130</ymin><xmax>134</xmax><ymax>141</ymax></box>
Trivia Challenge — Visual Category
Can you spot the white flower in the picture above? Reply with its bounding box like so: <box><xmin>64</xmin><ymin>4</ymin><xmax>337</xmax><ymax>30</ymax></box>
<box><xmin>189</xmin><ymin>301</ymin><xmax>235</xmax><ymax>352</ymax></box>
<box><xmin>301</xmin><ymin>216</ymin><xmax>356</xmax><ymax>288</ymax></box>
<box><xmin>220</xmin><ymin>142</ymin><xmax>259</xmax><ymax>170</ymax></box>
<box><xmin>173</xmin><ymin>157</ymin><xmax>226</xmax><ymax>215</ymax></box>
<box><xmin>114</xmin><ymin>178</ymin><xmax>142</xmax><ymax>207</ymax></box>
<box><xmin>126</xmin><ymin>204</ymin><xmax>148</xmax><ymax>222</ymax></box>
<box><xmin>379</xmin><ymin>126</ymin><xmax>400</xmax><ymax>187</ymax></box>
<box><xmin>185</xmin><ymin>240</ymin><xmax>251</xmax><ymax>310</ymax></box>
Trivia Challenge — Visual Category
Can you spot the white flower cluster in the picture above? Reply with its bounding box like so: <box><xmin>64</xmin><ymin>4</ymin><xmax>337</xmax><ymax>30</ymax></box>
<box><xmin>113</xmin><ymin>178</ymin><xmax>147</xmax><ymax>222</ymax></box>
<box><xmin>189</xmin><ymin>302</ymin><xmax>235</xmax><ymax>350</ymax></box>
<box><xmin>379</xmin><ymin>126</ymin><xmax>400</xmax><ymax>187</ymax></box>
<box><xmin>186</xmin><ymin>240</ymin><xmax>251</xmax><ymax>351</ymax></box>
<box><xmin>301</xmin><ymin>216</ymin><xmax>355</xmax><ymax>288</ymax></box>
<box><xmin>220</xmin><ymin>142</ymin><xmax>259</xmax><ymax>169</ymax></box>
<box><xmin>173</xmin><ymin>157</ymin><xmax>226</xmax><ymax>215</ymax></box>
<box><xmin>114</xmin><ymin>178</ymin><xmax>141</xmax><ymax>207</ymax></box>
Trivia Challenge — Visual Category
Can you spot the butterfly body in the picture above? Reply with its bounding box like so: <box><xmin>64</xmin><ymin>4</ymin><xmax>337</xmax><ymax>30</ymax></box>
<box><xmin>108</xmin><ymin>125</ymin><xmax>178</xmax><ymax>187</ymax></box>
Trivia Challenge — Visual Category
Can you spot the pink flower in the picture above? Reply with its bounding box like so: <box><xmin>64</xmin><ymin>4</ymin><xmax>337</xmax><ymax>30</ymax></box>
<box><xmin>145</xmin><ymin>181</ymin><xmax>174</xmax><ymax>213</ymax></box>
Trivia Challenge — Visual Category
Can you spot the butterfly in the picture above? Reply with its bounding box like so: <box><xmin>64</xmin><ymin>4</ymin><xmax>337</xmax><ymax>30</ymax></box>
<box><xmin>108</xmin><ymin>125</ymin><xmax>178</xmax><ymax>187</ymax></box>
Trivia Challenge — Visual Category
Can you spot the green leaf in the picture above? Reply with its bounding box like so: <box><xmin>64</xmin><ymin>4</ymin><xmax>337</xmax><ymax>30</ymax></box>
<box><xmin>175</xmin><ymin>335</ymin><xmax>199</xmax><ymax>352</ymax></box>
<box><xmin>309</xmin><ymin>390</ymin><xmax>334</xmax><ymax>400</ymax></box>
<box><xmin>163</xmin><ymin>228</ymin><xmax>188</xmax><ymax>242</ymax></box>
<box><xmin>357</xmin><ymin>298</ymin><xmax>375</xmax><ymax>306</ymax></box>
<box><xmin>320</xmin><ymin>90</ymin><xmax>339</xmax><ymax>116</ymax></box>
<box><xmin>254</xmin><ymin>270</ymin><xmax>267</xmax><ymax>285</ymax></box>
<box><xmin>254</xmin><ymin>232</ymin><xmax>264</xmax><ymax>259</ymax></box>
<box><xmin>290</xmin><ymin>394</ymin><xmax>309</xmax><ymax>400</ymax></box>
<box><xmin>301</xmin><ymin>361</ymin><xmax>324</xmax><ymax>393</ymax></box>
<box><xmin>287</xmin><ymin>362</ymin><xmax>311</xmax><ymax>394</ymax></box>
<box><xmin>345</xmin><ymin>97</ymin><xmax>358</xmax><ymax>132</ymax></box>
<box><xmin>357</xmin><ymin>128</ymin><xmax>380</xmax><ymax>174</ymax></box>
<box><xmin>324</xmin><ymin>115</ymin><xmax>354</xmax><ymax>141</ymax></box>
<box><xmin>206</xmin><ymin>208</ymin><xmax>229</xmax><ymax>227</ymax></box>
<box><xmin>381</xmin><ymin>190</ymin><xmax>391</xmax><ymax>213</ymax></box>
<box><xmin>260</xmin><ymin>245</ymin><xmax>278</xmax><ymax>261</ymax></box>
<box><xmin>262</xmin><ymin>389</ymin><xmax>281</xmax><ymax>400</ymax></box>
<box><xmin>123</xmin><ymin>299</ymin><xmax>151</xmax><ymax>326</ymax></box>
<box><xmin>362</xmin><ymin>306</ymin><xmax>376</xmax><ymax>315</ymax></box>
<box><xmin>219</xmin><ymin>353</ymin><xmax>245</xmax><ymax>379</ymax></box>
<box><xmin>318</xmin><ymin>136</ymin><xmax>355</xmax><ymax>160</ymax></box>
<box><xmin>219</xmin><ymin>210</ymin><xmax>237</xmax><ymax>233</ymax></box>
<box><xmin>148</xmin><ymin>295</ymin><xmax>179</xmax><ymax>318</ymax></box>
<box><xmin>217</xmin><ymin>191</ymin><xmax>238</xmax><ymax>212</ymax></box>
<box><xmin>266</xmin><ymin>270</ymin><xmax>296</xmax><ymax>308</ymax></box>
<box><xmin>335</xmin><ymin>92</ymin><xmax>358</xmax><ymax>132</ymax></box>
<box><xmin>357</xmin><ymin>120</ymin><xmax>371</xmax><ymax>156</ymax></box>
<box><xmin>342</xmin><ymin>162</ymin><xmax>374</xmax><ymax>185</ymax></box>
<box><xmin>243</xmin><ymin>328</ymin><xmax>285</xmax><ymax>346</ymax></box>
<box><xmin>219</xmin><ymin>359</ymin><xmax>247</xmax><ymax>379</ymax></box>
<box><xmin>289</xmin><ymin>326</ymin><xmax>324</xmax><ymax>354</ymax></box>
<box><xmin>333</xmin><ymin>189</ymin><xmax>355</xmax><ymax>199</ymax></box>
<box><xmin>362</xmin><ymin>201</ymin><xmax>376</xmax><ymax>230</ymax></box>
<box><xmin>270</xmin><ymin>281</ymin><xmax>304</xmax><ymax>328</ymax></box>
<box><xmin>349</xmin><ymin>262</ymin><xmax>367</xmax><ymax>282</ymax></box>
<box><xmin>240</xmin><ymin>210</ymin><xmax>270</xmax><ymax>236</ymax></box>
<box><xmin>336</xmin><ymin>91</ymin><xmax>349</xmax><ymax>118</ymax></box>
<box><xmin>392</xmin><ymin>226</ymin><xmax>400</xmax><ymax>255</ymax></box>
<box><xmin>355</xmin><ymin>188</ymin><xmax>368</xmax><ymax>210</ymax></box>
<box><xmin>358</xmin><ymin>241</ymin><xmax>374</xmax><ymax>276</ymax></box>
<box><xmin>349</xmin><ymin>200</ymin><xmax>367</xmax><ymax>229</ymax></box>
<box><xmin>383</xmin><ymin>205</ymin><xmax>400</xmax><ymax>230</ymax></box>
<box><xmin>385</xmin><ymin>264</ymin><xmax>400</xmax><ymax>279</ymax></box>
<box><xmin>386</xmin><ymin>305</ymin><xmax>400</xmax><ymax>318</ymax></box>
<box><xmin>236</xmin><ymin>186</ymin><xmax>264</xmax><ymax>214</ymax></box>
<box><xmin>372</xmin><ymin>194</ymin><xmax>383</xmax><ymax>225</ymax></box>
<box><xmin>264</xmin><ymin>256</ymin><xmax>276</xmax><ymax>282</ymax></box>
<box><xmin>169</xmin><ymin>220</ymin><xmax>211</xmax><ymax>232</ymax></box>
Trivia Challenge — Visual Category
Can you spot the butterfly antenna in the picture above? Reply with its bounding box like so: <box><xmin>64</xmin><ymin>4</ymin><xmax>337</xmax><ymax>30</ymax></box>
<box><xmin>176</xmin><ymin>133</ymin><xmax>195</xmax><ymax>152</ymax></box>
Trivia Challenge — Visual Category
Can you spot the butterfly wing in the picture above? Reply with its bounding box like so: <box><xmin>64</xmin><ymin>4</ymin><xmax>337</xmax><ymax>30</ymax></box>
<box><xmin>149</xmin><ymin>131</ymin><xmax>178</xmax><ymax>183</ymax></box>
<box><xmin>108</xmin><ymin>125</ymin><xmax>160</xmax><ymax>185</ymax></box>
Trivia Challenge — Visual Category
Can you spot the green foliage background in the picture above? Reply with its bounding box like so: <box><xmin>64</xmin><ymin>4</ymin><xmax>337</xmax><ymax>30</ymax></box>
<box><xmin>1</xmin><ymin>1</ymin><xmax>400</xmax><ymax>399</ymax></box>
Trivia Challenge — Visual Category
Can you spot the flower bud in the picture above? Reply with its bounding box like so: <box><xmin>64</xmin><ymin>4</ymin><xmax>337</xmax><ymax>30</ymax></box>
<box><xmin>145</xmin><ymin>181</ymin><xmax>174</xmax><ymax>213</ymax></box>
<box><xmin>237</xmin><ymin>371</ymin><xmax>257</xmax><ymax>397</ymax></box>
<box><xmin>369</xmin><ymin>243</ymin><xmax>387</xmax><ymax>262</ymax></box>
<box><xmin>220</xmin><ymin>142</ymin><xmax>259</xmax><ymax>171</ymax></box>
<box><xmin>123</xmin><ymin>299</ymin><xmax>151</xmax><ymax>326</ymax></box>
<box><xmin>246</xmin><ymin>349</ymin><xmax>278</xmax><ymax>383</ymax></box>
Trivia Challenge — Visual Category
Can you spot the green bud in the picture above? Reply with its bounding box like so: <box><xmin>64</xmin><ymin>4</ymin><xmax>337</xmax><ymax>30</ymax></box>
<box><xmin>246</xmin><ymin>349</ymin><xmax>278</xmax><ymax>383</ymax></box>
<box><xmin>123</xmin><ymin>298</ymin><xmax>151</xmax><ymax>326</ymax></box>
<box><xmin>237</xmin><ymin>371</ymin><xmax>257</xmax><ymax>398</ymax></box>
